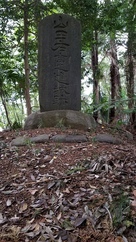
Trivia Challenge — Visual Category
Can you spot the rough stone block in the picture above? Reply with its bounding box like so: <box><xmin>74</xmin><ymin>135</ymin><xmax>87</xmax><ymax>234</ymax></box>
<box><xmin>38</xmin><ymin>14</ymin><xmax>81</xmax><ymax>111</ymax></box>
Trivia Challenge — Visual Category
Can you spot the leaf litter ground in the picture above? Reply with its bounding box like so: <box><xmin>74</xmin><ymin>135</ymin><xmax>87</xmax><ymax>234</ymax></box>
<box><xmin>0</xmin><ymin>126</ymin><xmax>136</xmax><ymax>242</ymax></box>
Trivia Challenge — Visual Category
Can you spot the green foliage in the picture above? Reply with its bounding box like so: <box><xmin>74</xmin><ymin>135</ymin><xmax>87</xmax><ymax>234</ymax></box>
<box><xmin>0</xmin><ymin>0</ymin><xmax>54</xmax><ymax>128</ymax></box>
<box><xmin>24</xmin><ymin>138</ymin><xmax>33</xmax><ymax>148</ymax></box>
<box><xmin>66</xmin><ymin>164</ymin><xmax>85</xmax><ymax>175</ymax></box>
<box><xmin>110</xmin><ymin>193</ymin><xmax>133</xmax><ymax>229</ymax></box>
<box><xmin>81</xmin><ymin>94</ymin><xmax>136</xmax><ymax>124</ymax></box>
<box><xmin>55</xmin><ymin>118</ymin><xmax>65</xmax><ymax>129</ymax></box>
<box><xmin>12</xmin><ymin>121</ymin><xmax>22</xmax><ymax>130</ymax></box>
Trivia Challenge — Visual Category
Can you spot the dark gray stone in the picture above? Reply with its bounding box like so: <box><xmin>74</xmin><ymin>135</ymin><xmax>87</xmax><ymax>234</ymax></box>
<box><xmin>23</xmin><ymin>112</ymin><xmax>41</xmax><ymax>130</ymax></box>
<box><xmin>30</xmin><ymin>134</ymin><xmax>50</xmax><ymax>143</ymax></box>
<box><xmin>24</xmin><ymin>110</ymin><xmax>96</xmax><ymax>130</ymax></box>
<box><xmin>38</xmin><ymin>14</ymin><xmax>81</xmax><ymax>111</ymax></box>
<box><xmin>0</xmin><ymin>141</ymin><xmax>7</xmax><ymax>149</ymax></box>
<box><xmin>11</xmin><ymin>134</ymin><xmax>88</xmax><ymax>146</ymax></box>
<box><xmin>94</xmin><ymin>133</ymin><xmax>122</xmax><ymax>144</ymax></box>
<box><xmin>51</xmin><ymin>134</ymin><xmax>67</xmax><ymax>142</ymax></box>
<box><xmin>11</xmin><ymin>137</ymin><xmax>30</xmax><ymax>146</ymax></box>
<box><xmin>51</xmin><ymin>134</ymin><xmax>87</xmax><ymax>143</ymax></box>
<box><xmin>11</xmin><ymin>135</ymin><xmax>49</xmax><ymax>146</ymax></box>
<box><xmin>124</xmin><ymin>130</ymin><xmax>133</xmax><ymax>140</ymax></box>
<box><xmin>65</xmin><ymin>135</ymin><xmax>87</xmax><ymax>143</ymax></box>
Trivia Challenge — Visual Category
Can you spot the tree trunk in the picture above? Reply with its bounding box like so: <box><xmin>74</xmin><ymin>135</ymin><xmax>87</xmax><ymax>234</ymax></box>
<box><xmin>109</xmin><ymin>36</ymin><xmax>121</xmax><ymax>123</ymax></box>
<box><xmin>91</xmin><ymin>30</ymin><xmax>100</xmax><ymax>121</ymax></box>
<box><xmin>0</xmin><ymin>91</ymin><xmax>12</xmax><ymax>129</ymax></box>
<box><xmin>126</xmin><ymin>30</ymin><xmax>136</xmax><ymax>126</ymax></box>
<box><xmin>24</xmin><ymin>0</ymin><xmax>31</xmax><ymax>116</ymax></box>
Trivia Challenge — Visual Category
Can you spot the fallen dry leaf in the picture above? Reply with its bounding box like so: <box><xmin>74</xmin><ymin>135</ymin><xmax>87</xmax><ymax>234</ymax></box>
<box><xmin>19</xmin><ymin>202</ymin><xmax>28</xmax><ymax>213</ymax></box>
<box><xmin>0</xmin><ymin>127</ymin><xmax>136</xmax><ymax>242</ymax></box>
<box><xmin>6</xmin><ymin>198</ymin><xmax>12</xmax><ymax>207</ymax></box>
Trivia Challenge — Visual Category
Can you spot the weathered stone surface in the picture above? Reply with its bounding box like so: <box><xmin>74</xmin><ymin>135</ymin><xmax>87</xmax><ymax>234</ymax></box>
<box><xmin>51</xmin><ymin>134</ymin><xmax>66</xmax><ymax>142</ymax></box>
<box><xmin>23</xmin><ymin>112</ymin><xmax>41</xmax><ymax>130</ymax></box>
<box><xmin>11</xmin><ymin>134</ymin><xmax>88</xmax><ymax>146</ymax></box>
<box><xmin>51</xmin><ymin>134</ymin><xmax>87</xmax><ymax>143</ymax></box>
<box><xmin>65</xmin><ymin>135</ymin><xmax>87</xmax><ymax>143</ymax></box>
<box><xmin>30</xmin><ymin>134</ymin><xmax>50</xmax><ymax>143</ymax></box>
<box><xmin>38</xmin><ymin>14</ymin><xmax>81</xmax><ymax>111</ymax></box>
<box><xmin>11</xmin><ymin>134</ymin><xmax>50</xmax><ymax>146</ymax></box>
<box><xmin>94</xmin><ymin>133</ymin><xmax>122</xmax><ymax>144</ymax></box>
<box><xmin>124</xmin><ymin>130</ymin><xmax>133</xmax><ymax>140</ymax></box>
<box><xmin>0</xmin><ymin>141</ymin><xmax>7</xmax><ymax>149</ymax></box>
<box><xmin>11</xmin><ymin>137</ymin><xmax>30</xmax><ymax>146</ymax></box>
<box><xmin>24</xmin><ymin>110</ymin><xmax>96</xmax><ymax>130</ymax></box>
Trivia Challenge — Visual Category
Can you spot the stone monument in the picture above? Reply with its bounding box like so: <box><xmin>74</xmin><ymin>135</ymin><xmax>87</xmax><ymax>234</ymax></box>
<box><xmin>24</xmin><ymin>14</ymin><xmax>96</xmax><ymax>131</ymax></box>
<box><xmin>38</xmin><ymin>14</ymin><xmax>81</xmax><ymax>112</ymax></box>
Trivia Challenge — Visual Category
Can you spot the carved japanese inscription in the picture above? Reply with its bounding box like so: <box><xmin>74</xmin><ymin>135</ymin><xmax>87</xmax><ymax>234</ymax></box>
<box><xmin>38</xmin><ymin>14</ymin><xmax>81</xmax><ymax>111</ymax></box>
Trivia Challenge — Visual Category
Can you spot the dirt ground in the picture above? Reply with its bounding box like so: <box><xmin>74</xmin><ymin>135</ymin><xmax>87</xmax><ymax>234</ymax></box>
<box><xmin>0</xmin><ymin>125</ymin><xmax>136</xmax><ymax>242</ymax></box>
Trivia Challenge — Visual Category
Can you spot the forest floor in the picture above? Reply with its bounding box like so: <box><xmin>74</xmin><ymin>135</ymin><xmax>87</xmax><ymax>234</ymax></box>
<box><xmin>0</xmin><ymin>124</ymin><xmax>136</xmax><ymax>242</ymax></box>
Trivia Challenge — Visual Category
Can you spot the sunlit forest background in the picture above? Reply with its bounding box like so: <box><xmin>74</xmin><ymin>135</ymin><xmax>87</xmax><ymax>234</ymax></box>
<box><xmin>0</xmin><ymin>0</ymin><xmax>136</xmax><ymax>130</ymax></box>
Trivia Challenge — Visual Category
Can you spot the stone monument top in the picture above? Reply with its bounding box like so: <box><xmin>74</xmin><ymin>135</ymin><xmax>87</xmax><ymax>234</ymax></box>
<box><xmin>38</xmin><ymin>14</ymin><xmax>81</xmax><ymax>112</ymax></box>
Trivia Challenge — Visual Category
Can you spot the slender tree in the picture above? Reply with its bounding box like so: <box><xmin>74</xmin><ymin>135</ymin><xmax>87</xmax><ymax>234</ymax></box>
<box><xmin>24</xmin><ymin>0</ymin><xmax>31</xmax><ymax>115</ymax></box>
<box><xmin>0</xmin><ymin>0</ymin><xmax>48</xmax><ymax>119</ymax></box>
<box><xmin>125</xmin><ymin>0</ymin><xmax>136</xmax><ymax>125</ymax></box>
<box><xmin>91</xmin><ymin>30</ymin><xmax>100</xmax><ymax>121</ymax></box>
<box><xmin>109</xmin><ymin>34</ymin><xmax>121</xmax><ymax>122</ymax></box>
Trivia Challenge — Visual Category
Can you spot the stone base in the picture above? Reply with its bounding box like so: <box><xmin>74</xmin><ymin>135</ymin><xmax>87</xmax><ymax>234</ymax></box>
<box><xmin>24</xmin><ymin>110</ymin><xmax>96</xmax><ymax>130</ymax></box>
